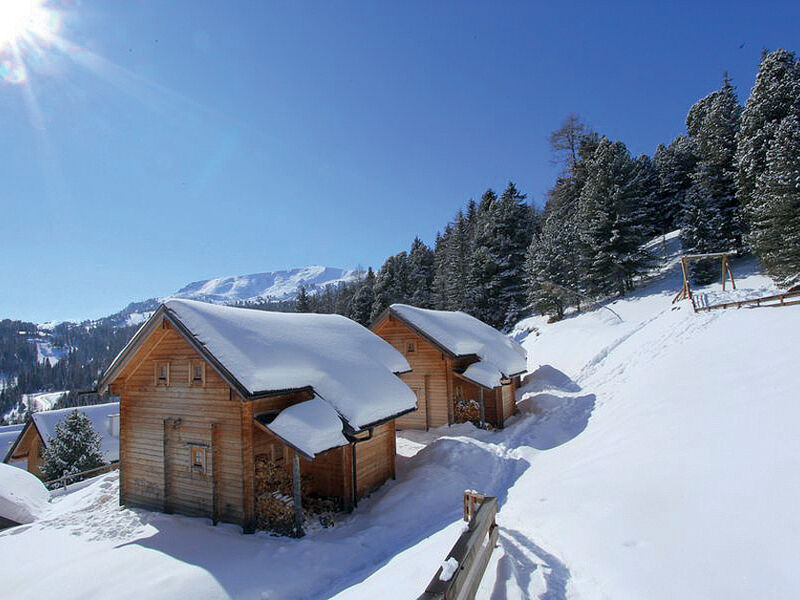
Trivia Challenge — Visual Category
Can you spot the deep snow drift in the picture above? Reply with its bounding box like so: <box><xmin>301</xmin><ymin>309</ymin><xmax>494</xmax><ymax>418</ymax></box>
<box><xmin>0</xmin><ymin>463</ymin><xmax>50</xmax><ymax>525</ymax></box>
<box><xmin>1</xmin><ymin>250</ymin><xmax>798</xmax><ymax>599</ymax></box>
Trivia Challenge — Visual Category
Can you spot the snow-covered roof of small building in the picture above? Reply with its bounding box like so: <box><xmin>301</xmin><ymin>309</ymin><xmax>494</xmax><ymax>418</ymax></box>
<box><xmin>264</xmin><ymin>397</ymin><xmax>350</xmax><ymax>459</ymax></box>
<box><xmin>159</xmin><ymin>299</ymin><xmax>416</xmax><ymax>430</ymax></box>
<box><xmin>32</xmin><ymin>402</ymin><xmax>120</xmax><ymax>464</ymax></box>
<box><xmin>0</xmin><ymin>425</ymin><xmax>23</xmax><ymax>457</ymax></box>
<box><xmin>0</xmin><ymin>463</ymin><xmax>50</xmax><ymax>525</ymax></box>
<box><xmin>385</xmin><ymin>304</ymin><xmax>527</xmax><ymax>386</ymax></box>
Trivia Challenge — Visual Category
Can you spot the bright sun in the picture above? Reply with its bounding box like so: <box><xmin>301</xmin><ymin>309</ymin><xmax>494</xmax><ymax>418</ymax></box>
<box><xmin>0</xmin><ymin>0</ymin><xmax>54</xmax><ymax>49</ymax></box>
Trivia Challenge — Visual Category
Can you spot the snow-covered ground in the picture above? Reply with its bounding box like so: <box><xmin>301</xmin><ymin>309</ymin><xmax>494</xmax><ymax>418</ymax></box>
<box><xmin>1</xmin><ymin>250</ymin><xmax>798</xmax><ymax>599</ymax></box>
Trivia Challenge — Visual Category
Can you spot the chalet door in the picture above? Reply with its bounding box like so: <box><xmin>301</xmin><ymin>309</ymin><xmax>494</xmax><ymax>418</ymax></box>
<box><xmin>163</xmin><ymin>418</ymin><xmax>215</xmax><ymax>518</ymax></box>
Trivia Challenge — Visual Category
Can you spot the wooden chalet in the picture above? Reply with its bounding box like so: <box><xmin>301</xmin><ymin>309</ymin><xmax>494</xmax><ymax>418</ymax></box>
<box><xmin>96</xmin><ymin>299</ymin><xmax>416</xmax><ymax>533</ymax></box>
<box><xmin>3</xmin><ymin>403</ymin><xmax>120</xmax><ymax>479</ymax></box>
<box><xmin>371</xmin><ymin>304</ymin><xmax>527</xmax><ymax>430</ymax></box>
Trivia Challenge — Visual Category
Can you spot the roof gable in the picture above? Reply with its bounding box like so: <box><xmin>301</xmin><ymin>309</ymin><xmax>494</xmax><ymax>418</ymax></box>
<box><xmin>380</xmin><ymin>304</ymin><xmax>527</xmax><ymax>382</ymax></box>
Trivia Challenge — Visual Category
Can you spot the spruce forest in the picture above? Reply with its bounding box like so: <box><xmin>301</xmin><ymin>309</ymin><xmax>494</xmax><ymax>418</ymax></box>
<box><xmin>2</xmin><ymin>48</ymin><xmax>799</xmax><ymax>422</ymax></box>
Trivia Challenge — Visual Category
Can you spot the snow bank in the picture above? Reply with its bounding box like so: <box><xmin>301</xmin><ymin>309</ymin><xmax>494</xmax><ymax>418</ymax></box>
<box><xmin>266</xmin><ymin>397</ymin><xmax>349</xmax><ymax>458</ymax></box>
<box><xmin>0</xmin><ymin>463</ymin><xmax>50</xmax><ymax>524</ymax></box>
<box><xmin>33</xmin><ymin>402</ymin><xmax>120</xmax><ymax>463</ymax></box>
<box><xmin>389</xmin><ymin>304</ymin><xmax>526</xmax><ymax>378</ymax></box>
<box><xmin>164</xmin><ymin>299</ymin><xmax>416</xmax><ymax>429</ymax></box>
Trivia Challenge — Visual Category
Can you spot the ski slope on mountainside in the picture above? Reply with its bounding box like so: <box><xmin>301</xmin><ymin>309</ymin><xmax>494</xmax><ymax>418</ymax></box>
<box><xmin>0</xmin><ymin>248</ymin><xmax>798</xmax><ymax>599</ymax></box>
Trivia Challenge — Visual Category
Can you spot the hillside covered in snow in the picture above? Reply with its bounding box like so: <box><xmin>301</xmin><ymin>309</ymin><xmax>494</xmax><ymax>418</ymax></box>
<box><xmin>1</xmin><ymin>248</ymin><xmax>798</xmax><ymax>599</ymax></box>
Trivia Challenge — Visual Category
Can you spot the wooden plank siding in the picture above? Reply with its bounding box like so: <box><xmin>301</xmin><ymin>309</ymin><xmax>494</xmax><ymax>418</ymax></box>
<box><xmin>372</xmin><ymin>316</ymin><xmax>451</xmax><ymax>429</ymax></box>
<box><xmin>110</xmin><ymin>316</ymin><xmax>402</xmax><ymax>532</ymax></box>
<box><xmin>373</xmin><ymin>315</ymin><xmax>518</xmax><ymax>429</ymax></box>
<box><xmin>113</xmin><ymin>323</ymin><xmax>246</xmax><ymax>524</ymax></box>
<box><xmin>7</xmin><ymin>424</ymin><xmax>43</xmax><ymax>477</ymax></box>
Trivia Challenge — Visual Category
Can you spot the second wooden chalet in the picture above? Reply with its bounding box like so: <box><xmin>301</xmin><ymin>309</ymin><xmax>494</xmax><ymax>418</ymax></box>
<box><xmin>371</xmin><ymin>304</ymin><xmax>527</xmax><ymax>430</ymax></box>
<box><xmin>97</xmin><ymin>299</ymin><xmax>416</xmax><ymax>534</ymax></box>
<box><xmin>3</xmin><ymin>402</ymin><xmax>120</xmax><ymax>478</ymax></box>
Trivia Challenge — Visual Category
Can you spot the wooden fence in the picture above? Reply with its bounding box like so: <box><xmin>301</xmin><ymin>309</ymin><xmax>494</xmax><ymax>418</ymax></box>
<box><xmin>45</xmin><ymin>462</ymin><xmax>119</xmax><ymax>491</ymax></box>
<box><xmin>418</xmin><ymin>492</ymin><xmax>499</xmax><ymax>600</ymax></box>
<box><xmin>693</xmin><ymin>289</ymin><xmax>800</xmax><ymax>313</ymax></box>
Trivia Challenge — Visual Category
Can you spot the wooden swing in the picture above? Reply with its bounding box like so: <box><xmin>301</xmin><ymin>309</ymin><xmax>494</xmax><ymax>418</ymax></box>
<box><xmin>672</xmin><ymin>252</ymin><xmax>736</xmax><ymax>304</ymax></box>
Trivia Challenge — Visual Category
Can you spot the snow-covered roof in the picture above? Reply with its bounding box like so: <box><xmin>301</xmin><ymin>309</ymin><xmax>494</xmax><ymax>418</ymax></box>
<box><xmin>0</xmin><ymin>463</ymin><xmax>49</xmax><ymax>525</ymax></box>
<box><xmin>32</xmin><ymin>402</ymin><xmax>120</xmax><ymax>463</ymax></box>
<box><xmin>386</xmin><ymin>304</ymin><xmax>527</xmax><ymax>385</ymax></box>
<box><xmin>163</xmin><ymin>299</ymin><xmax>416</xmax><ymax>430</ymax></box>
<box><xmin>265</xmin><ymin>397</ymin><xmax>349</xmax><ymax>459</ymax></box>
<box><xmin>0</xmin><ymin>425</ymin><xmax>23</xmax><ymax>457</ymax></box>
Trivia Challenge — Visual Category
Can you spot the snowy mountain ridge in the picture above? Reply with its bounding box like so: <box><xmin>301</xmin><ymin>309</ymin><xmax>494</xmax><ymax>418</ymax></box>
<box><xmin>172</xmin><ymin>265</ymin><xmax>357</xmax><ymax>304</ymax></box>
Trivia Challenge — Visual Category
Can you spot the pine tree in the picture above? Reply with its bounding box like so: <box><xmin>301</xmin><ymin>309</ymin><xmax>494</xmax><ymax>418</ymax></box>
<box><xmin>680</xmin><ymin>184</ymin><xmax>721</xmax><ymax>283</ymax></box>
<box><xmin>371</xmin><ymin>252</ymin><xmax>409</xmax><ymax>321</ymax></box>
<box><xmin>468</xmin><ymin>183</ymin><xmax>535</xmax><ymax>328</ymax></box>
<box><xmin>348</xmin><ymin>268</ymin><xmax>376</xmax><ymax>326</ymax></box>
<box><xmin>295</xmin><ymin>286</ymin><xmax>311</xmax><ymax>313</ymax></box>
<box><xmin>653</xmin><ymin>135</ymin><xmax>698</xmax><ymax>235</ymax></box>
<box><xmin>525</xmin><ymin>212</ymin><xmax>581</xmax><ymax>320</ymax></box>
<box><xmin>685</xmin><ymin>74</ymin><xmax>742</xmax><ymax>251</ymax></box>
<box><xmin>406</xmin><ymin>238</ymin><xmax>435</xmax><ymax>308</ymax></box>
<box><xmin>41</xmin><ymin>410</ymin><xmax>106</xmax><ymax>482</ymax></box>
<box><xmin>750</xmin><ymin>115</ymin><xmax>800</xmax><ymax>284</ymax></box>
<box><xmin>736</xmin><ymin>49</ymin><xmax>800</xmax><ymax>229</ymax></box>
<box><xmin>577</xmin><ymin>138</ymin><xmax>651</xmax><ymax>297</ymax></box>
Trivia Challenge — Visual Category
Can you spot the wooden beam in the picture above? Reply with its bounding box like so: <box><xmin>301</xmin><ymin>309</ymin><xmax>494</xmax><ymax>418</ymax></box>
<box><xmin>292</xmin><ymin>453</ymin><xmax>304</xmax><ymax>537</ymax></box>
<box><xmin>211</xmin><ymin>422</ymin><xmax>221</xmax><ymax>525</ymax></box>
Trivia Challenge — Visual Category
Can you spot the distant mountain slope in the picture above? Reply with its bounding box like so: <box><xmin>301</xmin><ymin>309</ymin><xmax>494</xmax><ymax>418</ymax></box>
<box><xmin>173</xmin><ymin>266</ymin><xmax>356</xmax><ymax>304</ymax></box>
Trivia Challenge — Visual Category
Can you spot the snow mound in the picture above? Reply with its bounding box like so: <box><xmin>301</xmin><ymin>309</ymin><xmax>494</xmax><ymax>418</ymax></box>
<box><xmin>0</xmin><ymin>463</ymin><xmax>50</xmax><ymax>525</ymax></box>
<box><xmin>163</xmin><ymin>299</ymin><xmax>416</xmax><ymax>429</ymax></box>
<box><xmin>388</xmin><ymin>304</ymin><xmax>526</xmax><ymax>378</ymax></box>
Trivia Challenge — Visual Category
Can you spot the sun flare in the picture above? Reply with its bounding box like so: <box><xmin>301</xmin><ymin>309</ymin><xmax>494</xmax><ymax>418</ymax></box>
<box><xmin>0</xmin><ymin>0</ymin><xmax>50</xmax><ymax>48</ymax></box>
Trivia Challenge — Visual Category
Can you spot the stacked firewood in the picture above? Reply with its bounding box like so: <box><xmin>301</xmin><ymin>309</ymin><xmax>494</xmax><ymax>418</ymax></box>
<box><xmin>254</xmin><ymin>453</ymin><xmax>298</xmax><ymax>536</ymax></box>
<box><xmin>254</xmin><ymin>454</ymin><xmax>342</xmax><ymax>535</ymax></box>
<box><xmin>454</xmin><ymin>397</ymin><xmax>481</xmax><ymax>423</ymax></box>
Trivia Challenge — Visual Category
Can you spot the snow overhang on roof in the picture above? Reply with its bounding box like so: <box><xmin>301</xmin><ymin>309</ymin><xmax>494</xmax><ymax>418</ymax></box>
<box><xmin>382</xmin><ymin>304</ymin><xmax>527</xmax><ymax>383</ymax></box>
<box><xmin>260</xmin><ymin>397</ymin><xmax>349</xmax><ymax>460</ymax></box>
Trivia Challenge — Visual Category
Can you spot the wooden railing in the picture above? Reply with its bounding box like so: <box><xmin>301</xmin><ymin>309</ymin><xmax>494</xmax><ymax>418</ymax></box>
<box><xmin>45</xmin><ymin>462</ymin><xmax>119</xmax><ymax>491</ymax></box>
<box><xmin>418</xmin><ymin>492</ymin><xmax>499</xmax><ymax>600</ymax></box>
<box><xmin>693</xmin><ymin>289</ymin><xmax>800</xmax><ymax>313</ymax></box>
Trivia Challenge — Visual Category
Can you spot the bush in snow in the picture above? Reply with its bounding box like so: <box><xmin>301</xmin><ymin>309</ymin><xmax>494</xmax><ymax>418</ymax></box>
<box><xmin>40</xmin><ymin>410</ymin><xmax>106</xmax><ymax>483</ymax></box>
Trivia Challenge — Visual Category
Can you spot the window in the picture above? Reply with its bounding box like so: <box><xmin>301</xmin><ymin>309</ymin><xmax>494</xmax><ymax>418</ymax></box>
<box><xmin>155</xmin><ymin>361</ymin><xmax>170</xmax><ymax>386</ymax></box>
<box><xmin>406</xmin><ymin>341</ymin><xmax>416</xmax><ymax>353</ymax></box>
<box><xmin>189</xmin><ymin>360</ymin><xmax>205</xmax><ymax>386</ymax></box>
<box><xmin>190</xmin><ymin>445</ymin><xmax>207</xmax><ymax>474</ymax></box>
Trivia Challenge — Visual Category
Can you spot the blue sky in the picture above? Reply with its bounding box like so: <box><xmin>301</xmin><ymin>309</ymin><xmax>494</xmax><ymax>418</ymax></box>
<box><xmin>1</xmin><ymin>1</ymin><xmax>798</xmax><ymax>322</ymax></box>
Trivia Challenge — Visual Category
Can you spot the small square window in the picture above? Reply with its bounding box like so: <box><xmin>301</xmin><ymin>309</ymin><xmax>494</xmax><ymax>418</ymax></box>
<box><xmin>189</xmin><ymin>361</ymin><xmax>205</xmax><ymax>386</ymax></box>
<box><xmin>155</xmin><ymin>361</ymin><xmax>170</xmax><ymax>386</ymax></box>
<box><xmin>190</xmin><ymin>446</ymin><xmax>207</xmax><ymax>473</ymax></box>
<box><xmin>406</xmin><ymin>341</ymin><xmax>416</xmax><ymax>353</ymax></box>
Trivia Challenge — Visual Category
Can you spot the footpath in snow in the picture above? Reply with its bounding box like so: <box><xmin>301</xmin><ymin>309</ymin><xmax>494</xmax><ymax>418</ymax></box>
<box><xmin>1</xmin><ymin>244</ymin><xmax>799</xmax><ymax>599</ymax></box>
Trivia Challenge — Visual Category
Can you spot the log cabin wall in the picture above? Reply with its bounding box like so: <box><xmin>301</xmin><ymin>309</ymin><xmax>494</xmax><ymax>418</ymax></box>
<box><xmin>372</xmin><ymin>316</ymin><xmax>451</xmax><ymax>429</ymax></box>
<box><xmin>354</xmin><ymin>421</ymin><xmax>395</xmax><ymax>498</ymax></box>
<box><xmin>110</xmin><ymin>320</ymin><xmax>246</xmax><ymax>526</ymax></box>
<box><xmin>7</xmin><ymin>425</ymin><xmax>43</xmax><ymax>477</ymax></box>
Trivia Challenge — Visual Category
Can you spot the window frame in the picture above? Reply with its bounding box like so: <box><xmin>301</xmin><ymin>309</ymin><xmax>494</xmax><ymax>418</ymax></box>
<box><xmin>155</xmin><ymin>361</ymin><xmax>170</xmax><ymax>386</ymax></box>
<box><xmin>406</xmin><ymin>340</ymin><xmax>416</xmax><ymax>354</ymax></box>
<box><xmin>189</xmin><ymin>360</ymin><xmax>206</xmax><ymax>387</ymax></box>
<box><xmin>189</xmin><ymin>445</ymin><xmax>207</xmax><ymax>474</ymax></box>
